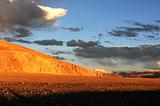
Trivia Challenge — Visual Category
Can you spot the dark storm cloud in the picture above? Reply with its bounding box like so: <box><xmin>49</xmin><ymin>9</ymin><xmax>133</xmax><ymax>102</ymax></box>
<box><xmin>61</xmin><ymin>27</ymin><xmax>82</xmax><ymax>32</ymax></box>
<box><xmin>0</xmin><ymin>0</ymin><xmax>67</xmax><ymax>38</ymax></box>
<box><xmin>74</xmin><ymin>45</ymin><xmax>160</xmax><ymax>60</ymax></box>
<box><xmin>147</xmin><ymin>35</ymin><xmax>155</xmax><ymax>39</ymax></box>
<box><xmin>0</xmin><ymin>0</ymin><xmax>44</xmax><ymax>29</ymax></box>
<box><xmin>3</xmin><ymin>37</ymin><xmax>32</xmax><ymax>44</ymax></box>
<box><xmin>155</xmin><ymin>20</ymin><xmax>160</xmax><ymax>23</ymax></box>
<box><xmin>108</xmin><ymin>22</ymin><xmax>160</xmax><ymax>37</ymax></box>
<box><xmin>52</xmin><ymin>51</ymin><xmax>72</xmax><ymax>55</ymax></box>
<box><xmin>108</xmin><ymin>29</ymin><xmax>138</xmax><ymax>37</ymax></box>
<box><xmin>134</xmin><ymin>22</ymin><xmax>160</xmax><ymax>32</ymax></box>
<box><xmin>5</xmin><ymin>37</ymin><xmax>64</xmax><ymax>45</ymax></box>
<box><xmin>67</xmin><ymin>40</ymin><xmax>99</xmax><ymax>47</ymax></box>
<box><xmin>34</xmin><ymin>39</ymin><xmax>63</xmax><ymax>46</ymax></box>
<box><xmin>15</xmin><ymin>39</ymin><xmax>32</xmax><ymax>44</ymax></box>
<box><xmin>3</xmin><ymin>37</ymin><xmax>16</xmax><ymax>42</ymax></box>
<box><xmin>74</xmin><ymin>45</ymin><xmax>160</xmax><ymax>70</ymax></box>
<box><xmin>11</xmin><ymin>28</ymin><xmax>32</xmax><ymax>38</ymax></box>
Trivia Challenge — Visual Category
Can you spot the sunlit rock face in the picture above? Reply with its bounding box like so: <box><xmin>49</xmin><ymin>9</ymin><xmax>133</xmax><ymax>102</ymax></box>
<box><xmin>0</xmin><ymin>40</ymin><xmax>105</xmax><ymax>77</ymax></box>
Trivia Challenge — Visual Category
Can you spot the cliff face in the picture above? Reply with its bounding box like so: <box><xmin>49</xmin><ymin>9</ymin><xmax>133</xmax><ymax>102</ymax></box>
<box><xmin>0</xmin><ymin>40</ymin><xmax>105</xmax><ymax>77</ymax></box>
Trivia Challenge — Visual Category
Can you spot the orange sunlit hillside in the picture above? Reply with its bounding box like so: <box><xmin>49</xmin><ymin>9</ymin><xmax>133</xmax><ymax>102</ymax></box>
<box><xmin>0</xmin><ymin>40</ymin><xmax>105</xmax><ymax>77</ymax></box>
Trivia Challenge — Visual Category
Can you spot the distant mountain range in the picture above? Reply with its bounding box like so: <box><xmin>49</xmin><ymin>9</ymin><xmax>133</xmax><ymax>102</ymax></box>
<box><xmin>118</xmin><ymin>70</ymin><xmax>160</xmax><ymax>78</ymax></box>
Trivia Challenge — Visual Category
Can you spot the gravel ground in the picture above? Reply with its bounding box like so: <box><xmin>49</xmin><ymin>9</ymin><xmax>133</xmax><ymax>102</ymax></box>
<box><xmin>0</xmin><ymin>73</ymin><xmax>160</xmax><ymax>105</ymax></box>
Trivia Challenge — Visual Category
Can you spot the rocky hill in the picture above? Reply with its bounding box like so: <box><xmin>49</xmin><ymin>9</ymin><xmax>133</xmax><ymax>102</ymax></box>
<box><xmin>0</xmin><ymin>40</ymin><xmax>105</xmax><ymax>77</ymax></box>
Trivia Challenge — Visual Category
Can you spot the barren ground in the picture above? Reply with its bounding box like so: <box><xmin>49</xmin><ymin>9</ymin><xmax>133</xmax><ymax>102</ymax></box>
<box><xmin>0</xmin><ymin>73</ymin><xmax>160</xmax><ymax>105</ymax></box>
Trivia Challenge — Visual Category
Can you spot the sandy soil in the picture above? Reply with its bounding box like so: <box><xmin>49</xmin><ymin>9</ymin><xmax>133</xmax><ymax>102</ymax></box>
<box><xmin>0</xmin><ymin>73</ymin><xmax>160</xmax><ymax>93</ymax></box>
<box><xmin>0</xmin><ymin>73</ymin><xmax>160</xmax><ymax>105</ymax></box>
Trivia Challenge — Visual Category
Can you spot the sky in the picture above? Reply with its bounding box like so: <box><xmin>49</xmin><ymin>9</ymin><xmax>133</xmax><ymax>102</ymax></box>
<box><xmin>1</xmin><ymin>0</ymin><xmax>160</xmax><ymax>72</ymax></box>
<box><xmin>35</xmin><ymin>0</ymin><xmax>160</xmax><ymax>46</ymax></box>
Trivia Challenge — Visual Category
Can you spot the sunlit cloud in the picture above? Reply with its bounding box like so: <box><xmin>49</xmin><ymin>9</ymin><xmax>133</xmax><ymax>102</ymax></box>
<box><xmin>38</xmin><ymin>5</ymin><xmax>67</xmax><ymax>21</ymax></box>
<box><xmin>0</xmin><ymin>0</ymin><xmax>68</xmax><ymax>29</ymax></box>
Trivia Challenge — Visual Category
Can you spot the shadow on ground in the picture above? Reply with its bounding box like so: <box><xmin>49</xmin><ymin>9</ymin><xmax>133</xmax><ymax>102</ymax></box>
<box><xmin>0</xmin><ymin>91</ymin><xmax>160</xmax><ymax>106</ymax></box>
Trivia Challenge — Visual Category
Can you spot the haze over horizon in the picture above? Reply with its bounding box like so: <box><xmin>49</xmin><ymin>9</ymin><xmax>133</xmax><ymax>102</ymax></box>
<box><xmin>0</xmin><ymin>0</ymin><xmax>160</xmax><ymax>72</ymax></box>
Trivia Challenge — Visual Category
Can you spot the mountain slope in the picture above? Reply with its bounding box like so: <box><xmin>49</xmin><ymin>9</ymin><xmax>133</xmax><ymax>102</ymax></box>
<box><xmin>0</xmin><ymin>40</ymin><xmax>105</xmax><ymax>77</ymax></box>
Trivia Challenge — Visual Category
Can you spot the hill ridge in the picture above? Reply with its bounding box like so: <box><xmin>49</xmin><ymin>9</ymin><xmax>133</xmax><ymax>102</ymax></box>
<box><xmin>0</xmin><ymin>40</ymin><xmax>105</xmax><ymax>77</ymax></box>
